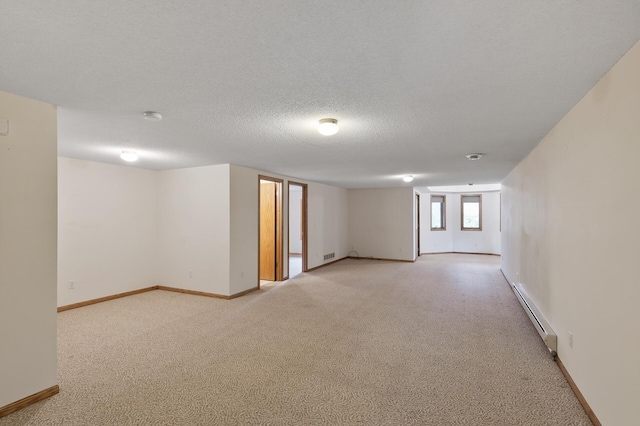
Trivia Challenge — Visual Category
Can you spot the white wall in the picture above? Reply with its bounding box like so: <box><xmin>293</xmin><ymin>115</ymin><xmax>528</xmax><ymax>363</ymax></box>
<box><xmin>420</xmin><ymin>191</ymin><xmax>501</xmax><ymax>255</ymax></box>
<box><xmin>229</xmin><ymin>165</ymin><xmax>350</xmax><ymax>294</ymax></box>
<box><xmin>157</xmin><ymin>165</ymin><xmax>231</xmax><ymax>295</ymax></box>
<box><xmin>0</xmin><ymin>91</ymin><xmax>57</xmax><ymax>408</ymax></box>
<box><xmin>308</xmin><ymin>181</ymin><xmax>349</xmax><ymax>266</ymax></box>
<box><xmin>228</xmin><ymin>165</ymin><xmax>261</xmax><ymax>295</ymax></box>
<box><xmin>348</xmin><ymin>187</ymin><xmax>414</xmax><ymax>261</ymax></box>
<box><xmin>419</xmin><ymin>193</ymin><xmax>454</xmax><ymax>253</ymax></box>
<box><xmin>56</xmin><ymin>161</ymin><xmax>349</xmax><ymax>299</ymax></box>
<box><xmin>58</xmin><ymin>158</ymin><xmax>159</xmax><ymax>306</ymax></box>
<box><xmin>451</xmin><ymin>192</ymin><xmax>501</xmax><ymax>254</ymax></box>
<box><xmin>289</xmin><ymin>187</ymin><xmax>302</xmax><ymax>254</ymax></box>
<box><xmin>501</xmin><ymin>40</ymin><xmax>640</xmax><ymax>426</ymax></box>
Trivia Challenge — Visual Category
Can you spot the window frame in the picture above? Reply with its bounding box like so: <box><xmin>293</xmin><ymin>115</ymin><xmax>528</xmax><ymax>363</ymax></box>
<box><xmin>430</xmin><ymin>194</ymin><xmax>446</xmax><ymax>231</ymax></box>
<box><xmin>461</xmin><ymin>194</ymin><xmax>482</xmax><ymax>231</ymax></box>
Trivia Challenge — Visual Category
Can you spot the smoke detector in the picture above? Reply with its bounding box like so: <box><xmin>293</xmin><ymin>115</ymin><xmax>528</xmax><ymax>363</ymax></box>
<box><xmin>144</xmin><ymin>111</ymin><xmax>162</xmax><ymax>121</ymax></box>
<box><xmin>466</xmin><ymin>153</ymin><xmax>484</xmax><ymax>160</ymax></box>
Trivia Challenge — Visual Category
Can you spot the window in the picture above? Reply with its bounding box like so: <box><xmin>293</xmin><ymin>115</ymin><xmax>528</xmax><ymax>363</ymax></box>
<box><xmin>430</xmin><ymin>195</ymin><xmax>446</xmax><ymax>230</ymax></box>
<box><xmin>461</xmin><ymin>195</ymin><xmax>482</xmax><ymax>230</ymax></box>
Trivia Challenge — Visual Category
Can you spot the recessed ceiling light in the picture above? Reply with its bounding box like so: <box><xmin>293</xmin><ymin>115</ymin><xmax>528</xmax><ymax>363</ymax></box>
<box><xmin>120</xmin><ymin>150</ymin><xmax>139</xmax><ymax>162</ymax></box>
<box><xmin>403</xmin><ymin>175</ymin><xmax>414</xmax><ymax>182</ymax></box>
<box><xmin>144</xmin><ymin>111</ymin><xmax>162</xmax><ymax>121</ymax></box>
<box><xmin>466</xmin><ymin>153</ymin><xmax>484</xmax><ymax>160</ymax></box>
<box><xmin>318</xmin><ymin>118</ymin><xmax>339</xmax><ymax>136</ymax></box>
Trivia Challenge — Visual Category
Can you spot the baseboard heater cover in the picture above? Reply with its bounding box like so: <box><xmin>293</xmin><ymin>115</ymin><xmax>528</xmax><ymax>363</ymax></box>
<box><xmin>510</xmin><ymin>281</ymin><xmax>558</xmax><ymax>357</ymax></box>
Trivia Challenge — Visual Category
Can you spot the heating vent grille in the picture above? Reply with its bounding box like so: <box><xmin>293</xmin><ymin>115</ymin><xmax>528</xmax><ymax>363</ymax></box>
<box><xmin>323</xmin><ymin>253</ymin><xmax>335</xmax><ymax>260</ymax></box>
<box><xmin>510</xmin><ymin>282</ymin><xmax>557</xmax><ymax>357</ymax></box>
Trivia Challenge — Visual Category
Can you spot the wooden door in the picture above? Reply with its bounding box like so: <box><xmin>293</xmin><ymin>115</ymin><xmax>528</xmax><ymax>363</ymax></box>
<box><xmin>260</xmin><ymin>182</ymin><xmax>276</xmax><ymax>280</ymax></box>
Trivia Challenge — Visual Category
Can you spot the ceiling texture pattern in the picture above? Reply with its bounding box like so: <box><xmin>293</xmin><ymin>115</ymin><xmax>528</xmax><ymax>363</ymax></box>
<box><xmin>1</xmin><ymin>1</ymin><xmax>639</xmax><ymax>188</ymax></box>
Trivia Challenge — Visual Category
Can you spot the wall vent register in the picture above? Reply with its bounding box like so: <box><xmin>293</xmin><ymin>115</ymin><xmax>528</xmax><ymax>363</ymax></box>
<box><xmin>0</xmin><ymin>118</ymin><xmax>8</xmax><ymax>136</ymax></box>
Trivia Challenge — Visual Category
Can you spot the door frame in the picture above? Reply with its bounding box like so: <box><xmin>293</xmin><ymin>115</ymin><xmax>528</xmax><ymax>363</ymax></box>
<box><xmin>415</xmin><ymin>192</ymin><xmax>420</xmax><ymax>260</ymax></box>
<box><xmin>258</xmin><ymin>176</ymin><xmax>284</xmax><ymax>286</ymax></box>
<box><xmin>288</xmin><ymin>181</ymin><xmax>308</xmax><ymax>274</ymax></box>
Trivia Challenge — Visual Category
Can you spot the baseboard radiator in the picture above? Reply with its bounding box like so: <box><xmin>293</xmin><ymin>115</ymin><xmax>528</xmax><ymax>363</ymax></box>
<box><xmin>509</xmin><ymin>281</ymin><xmax>558</xmax><ymax>357</ymax></box>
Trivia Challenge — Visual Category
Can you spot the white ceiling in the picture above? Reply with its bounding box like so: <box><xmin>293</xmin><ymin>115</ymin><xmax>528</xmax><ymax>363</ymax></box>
<box><xmin>1</xmin><ymin>1</ymin><xmax>639</xmax><ymax>189</ymax></box>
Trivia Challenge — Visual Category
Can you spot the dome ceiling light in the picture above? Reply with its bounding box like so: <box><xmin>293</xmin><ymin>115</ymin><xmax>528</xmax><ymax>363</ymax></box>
<box><xmin>120</xmin><ymin>150</ymin><xmax>139</xmax><ymax>162</ymax></box>
<box><xmin>318</xmin><ymin>118</ymin><xmax>339</xmax><ymax>136</ymax></box>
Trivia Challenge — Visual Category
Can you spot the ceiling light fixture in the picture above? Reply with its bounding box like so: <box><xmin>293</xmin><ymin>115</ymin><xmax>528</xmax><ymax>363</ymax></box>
<box><xmin>318</xmin><ymin>118</ymin><xmax>339</xmax><ymax>136</ymax></box>
<box><xmin>403</xmin><ymin>175</ymin><xmax>414</xmax><ymax>182</ymax></box>
<box><xmin>144</xmin><ymin>111</ymin><xmax>162</xmax><ymax>121</ymax></box>
<box><xmin>466</xmin><ymin>153</ymin><xmax>484</xmax><ymax>160</ymax></box>
<box><xmin>120</xmin><ymin>150</ymin><xmax>139</xmax><ymax>162</ymax></box>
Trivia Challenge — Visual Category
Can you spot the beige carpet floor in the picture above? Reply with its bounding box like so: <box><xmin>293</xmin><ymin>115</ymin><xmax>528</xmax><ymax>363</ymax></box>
<box><xmin>1</xmin><ymin>254</ymin><xmax>591</xmax><ymax>425</ymax></box>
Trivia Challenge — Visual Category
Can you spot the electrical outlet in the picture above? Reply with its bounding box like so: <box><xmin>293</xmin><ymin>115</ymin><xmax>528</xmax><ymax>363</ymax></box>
<box><xmin>189</xmin><ymin>270</ymin><xmax>193</xmax><ymax>278</ymax></box>
<box><xmin>69</xmin><ymin>280</ymin><xmax>75</xmax><ymax>290</ymax></box>
<box><xmin>568</xmin><ymin>332</ymin><xmax>573</xmax><ymax>348</ymax></box>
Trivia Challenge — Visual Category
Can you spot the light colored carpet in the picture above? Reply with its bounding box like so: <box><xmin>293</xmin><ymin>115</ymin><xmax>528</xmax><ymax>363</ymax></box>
<box><xmin>1</xmin><ymin>254</ymin><xmax>591</xmax><ymax>425</ymax></box>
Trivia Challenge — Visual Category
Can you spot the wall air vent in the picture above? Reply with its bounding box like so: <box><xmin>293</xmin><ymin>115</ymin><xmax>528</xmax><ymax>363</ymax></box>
<box><xmin>0</xmin><ymin>118</ymin><xmax>8</xmax><ymax>136</ymax></box>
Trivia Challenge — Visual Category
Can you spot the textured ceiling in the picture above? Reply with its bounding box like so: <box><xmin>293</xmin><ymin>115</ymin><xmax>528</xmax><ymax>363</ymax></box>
<box><xmin>1</xmin><ymin>1</ymin><xmax>639</xmax><ymax>188</ymax></box>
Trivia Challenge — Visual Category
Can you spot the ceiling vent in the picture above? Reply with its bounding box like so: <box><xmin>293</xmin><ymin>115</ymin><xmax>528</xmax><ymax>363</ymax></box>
<box><xmin>466</xmin><ymin>153</ymin><xmax>484</xmax><ymax>160</ymax></box>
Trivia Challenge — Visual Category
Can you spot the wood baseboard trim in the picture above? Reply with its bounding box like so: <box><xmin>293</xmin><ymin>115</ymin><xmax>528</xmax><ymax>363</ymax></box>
<box><xmin>58</xmin><ymin>284</ymin><xmax>263</xmax><ymax>312</ymax></box>
<box><xmin>455</xmin><ymin>251</ymin><xmax>501</xmax><ymax>256</ymax></box>
<box><xmin>57</xmin><ymin>287</ymin><xmax>158</xmax><ymax>312</ymax></box>
<box><xmin>0</xmin><ymin>385</ymin><xmax>59</xmax><ymax>418</ymax></box>
<box><xmin>348</xmin><ymin>256</ymin><xmax>414</xmax><ymax>263</ymax></box>
<box><xmin>306</xmin><ymin>256</ymin><xmax>348</xmax><ymax>272</ymax></box>
<box><xmin>421</xmin><ymin>251</ymin><xmax>454</xmax><ymax>255</ymax></box>
<box><xmin>421</xmin><ymin>251</ymin><xmax>501</xmax><ymax>256</ymax></box>
<box><xmin>227</xmin><ymin>286</ymin><xmax>260</xmax><ymax>299</ymax></box>
<box><xmin>157</xmin><ymin>285</ymin><xmax>260</xmax><ymax>300</ymax></box>
<box><xmin>157</xmin><ymin>286</ymin><xmax>229</xmax><ymax>299</ymax></box>
<box><xmin>556</xmin><ymin>357</ymin><xmax>601</xmax><ymax>426</ymax></box>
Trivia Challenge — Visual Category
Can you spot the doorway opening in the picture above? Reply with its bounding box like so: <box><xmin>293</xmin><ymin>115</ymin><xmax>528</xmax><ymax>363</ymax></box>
<box><xmin>288</xmin><ymin>182</ymin><xmax>308</xmax><ymax>279</ymax></box>
<box><xmin>259</xmin><ymin>176</ymin><xmax>283</xmax><ymax>286</ymax></box>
